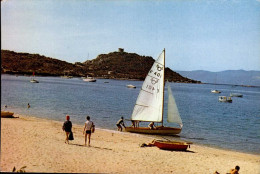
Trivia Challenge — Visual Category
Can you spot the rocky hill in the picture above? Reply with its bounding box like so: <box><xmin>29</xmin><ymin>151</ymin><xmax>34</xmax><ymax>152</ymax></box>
<box><xmin>1</xmin><ymin>49</ymin><xmax>200</xmax><ymax>83</ymax></box>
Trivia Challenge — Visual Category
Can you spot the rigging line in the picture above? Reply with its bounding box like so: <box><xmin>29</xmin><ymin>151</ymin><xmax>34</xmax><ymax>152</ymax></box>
<box><xmin>134</xmin><ymin>104</ymin><xmax>149</xmax><ymax>107</ymax></box>
<box><xmin>134</xmin><ymin>103</ymin><xmax>161</xmax><ymax>109</ymax></box>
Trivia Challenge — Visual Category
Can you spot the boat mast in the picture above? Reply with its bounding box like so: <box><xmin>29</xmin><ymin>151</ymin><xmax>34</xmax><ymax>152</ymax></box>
<box><xmin>161</xmin><ymin>48</ymin><xmax>165</xmax><ymax>126</ymax></box>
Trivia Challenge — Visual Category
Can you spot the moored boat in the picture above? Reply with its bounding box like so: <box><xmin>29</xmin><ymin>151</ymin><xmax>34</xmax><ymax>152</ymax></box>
<box><xmin>219</xmin><ymin>96</ymin><xmax>232</xmax><ymax>103</ymax></box>
<box><xmin>230</xmin><ymin>93</ymin><xmax>243</xmax><ymax>97</ymax></box>
<box><xmin>30</xmin><ymin>72</ymin><xmax>39</xmax><ymax>83</ymax></box>
<box><xmin>83</xmin><ymin>77</ymin><xmax>96</xmax><ymax>82</ymax></box>
<box><xmin>126</xmin><ymin>84</ymin><xmax>136</xmax><ymax>88</ymax></box>
<box><xmin>30</xmin><ymin>79</ymin><xmax>39</xmax><ymax>83</ymax></box>
<box><xmin>211</xmin><ymin>90</ymin><xmax>221</xmax><ymax>93</ymax></box>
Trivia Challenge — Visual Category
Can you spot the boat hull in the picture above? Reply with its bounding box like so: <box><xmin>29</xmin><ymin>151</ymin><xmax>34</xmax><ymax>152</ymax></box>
<box><xmin>124</xmin><ymin>126</ymin><xmax>182</xmax><ymax>135</ymax></box>
<box><xmin>230</xmin><ymin>93</ymin><xmax>243</xmax><ymax>97</ymax></box>
<box><xmin>126</xmin><ymin>85</ymin><xmax>136</xmax><ymax>88</ymax></box>
<box><xmin>153</xmin><ymin>140</ymin><xmax>189</xmax><ymax>151</ymax></box>
<box><xmin>30</xmin><ymin>79</ymin><xmax>39</xmax><ymax>83</ymax></box>
<box><xmin>1</xmin><ymin>111</ymin><xmax>14</xmax><ymax>118</ymax></box>
<box><xmin>83</xmin><ymin>79</ymin><xmax>96</xmax><ymax>82</ymax></box>
<box><xmin>218</xmin><ymin>96</ymin><xmax>232</xmax><ymax>103</ymax></box>
<box><xmin>211</xmin><ymin>90</ymin><xmax>221</xmax><ymax>93</ymax></box>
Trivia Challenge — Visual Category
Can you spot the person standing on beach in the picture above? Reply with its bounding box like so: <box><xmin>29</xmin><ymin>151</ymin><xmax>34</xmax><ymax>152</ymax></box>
<box><xmin>83</xmin><ymin>116</ymin><xmax>94</xmax><ymax>146</ymax></box>
<box><xmin>148</xmin><ymin>122</ymin><xmax>156</xmax><ymax>129</ymax></box>
<box><xmin>116</xmin><ymin>117</ymin><xmax>126</xmax><ymax>131</ymax></box>
<box><xmin>62</xmin><ymin>115</ymin><xmax>72</xmax><ymax>144</ymax></box>
<box><xmin>27</xmin><ymin>103</ymin><xmax>30</xmax><ymax>108</ymax></box>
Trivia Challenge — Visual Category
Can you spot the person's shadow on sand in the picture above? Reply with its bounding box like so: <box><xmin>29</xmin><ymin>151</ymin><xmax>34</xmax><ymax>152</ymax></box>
<box><xmin>69</xmin><ymin>143</ymin><xmax>113</xmax><ymax>151</ymax></box>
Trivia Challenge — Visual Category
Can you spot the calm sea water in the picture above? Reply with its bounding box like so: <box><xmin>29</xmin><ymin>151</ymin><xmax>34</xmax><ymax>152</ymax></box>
<box><xmin>1</xmin><ymin>74</ymin><xmax>260</xmax><ymax>154</ymax></box>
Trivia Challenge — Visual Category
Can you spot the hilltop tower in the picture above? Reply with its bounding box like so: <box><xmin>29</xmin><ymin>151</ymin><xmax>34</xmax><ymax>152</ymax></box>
<box><xmin>118</xmin><ymin>48</ymin><xmax>124</xmax><ymax>53</ymax></box>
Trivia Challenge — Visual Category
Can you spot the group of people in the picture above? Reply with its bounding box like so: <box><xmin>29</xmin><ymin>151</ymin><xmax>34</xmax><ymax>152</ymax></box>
<box><xmin>62</xmin><ymin>115</ymin><xmax>95</xmax><ymax>146</ymax></box>
<box><xmin>116</xmin><ymin>117</ymin><xmax>157</xmax><ymax>131</ymax></box>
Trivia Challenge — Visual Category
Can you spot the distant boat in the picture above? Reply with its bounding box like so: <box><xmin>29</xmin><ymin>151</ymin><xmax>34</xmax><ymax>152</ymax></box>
<box><xmin>83</xmin><ymin>77</ymin><xmax>96</xmax><ymax>82</ymax></box>
<box><xmin>230</xmin><ymin>93</ymin><xmax>243</xmax><ymax>97</ymax></box>
<box><xmin>126</xmin><ymin>84</ymin><xmax>136</xmax><ymax>88</ymax></box>
<box><xmin>152</xmin><ymin>140</ymin><xmax>191</xmax><ymax>151</ymax></box>
<box><xmin>30</xmin><ymin>79</ymin><xmax>39</xmax><ymax>83</ymax></box>
<box><xmin>125</xmin><ymin>49</ymin><xmax>183</xmax><ymax>135</ymax></box>
<box><xmin>30</xmin><ymin>72</ymin><xmax>39</xmax><ymax>83</ymax></box>
<box><xmin>211</xmin><ymin>90</ymin><xmax>221</xmax><ymax>93</ymax></box>
<box><xmin>219</xmin><ymin>96</ymin><xmax>232</xmax><ymax>103</ymax></box>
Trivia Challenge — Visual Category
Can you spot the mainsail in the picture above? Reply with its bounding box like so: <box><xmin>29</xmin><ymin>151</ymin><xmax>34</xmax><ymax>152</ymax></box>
<box><xmin>167</xmin><ymin>84</ymin><xmax>183</xmax><ymax>127</ymax></box>
<box><xmin>131</xmin><ymin>49</ymin><xmax>165</xmax><ymax>122</ymax></box>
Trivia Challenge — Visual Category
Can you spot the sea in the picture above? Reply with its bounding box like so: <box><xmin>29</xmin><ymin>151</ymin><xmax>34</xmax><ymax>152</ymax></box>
<box><xmin>1</xmin><ymin>74</ymin><xmax>260</xmax><ymax>154</ymax></box>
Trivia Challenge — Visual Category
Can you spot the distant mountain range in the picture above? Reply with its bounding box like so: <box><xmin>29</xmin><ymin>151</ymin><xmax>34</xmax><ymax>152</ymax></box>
<box><xmin>1</xmin><ymin>49</ymin><xmax>200</xmax><ymax>83</ymax></box>
<box><xmin>177</xmin><ymin>70</ymin><xmax>260</xmax><ymax>86</ymax></box>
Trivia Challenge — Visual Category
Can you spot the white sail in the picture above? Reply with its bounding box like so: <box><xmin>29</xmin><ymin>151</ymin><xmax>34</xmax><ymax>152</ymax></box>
<box><xmin>167</xmin><ymin>84</ymin><xmax>183</xmax><ymax>127</ymax></box>
<box><xmin>131</xmin><ymin>50</ymin><xmax>165</xmax><ymax>122</ymax></box>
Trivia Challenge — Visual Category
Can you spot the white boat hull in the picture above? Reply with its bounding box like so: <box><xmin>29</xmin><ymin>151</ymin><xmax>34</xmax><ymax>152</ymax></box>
<box><xmin>211</xmin><ymin>90</ymin><xmax>221</xmax><ymax>93</ymax></box>
<box><xmin>83</xmin><ymin>78</ymin><xmax>96</xmax><ymax>82</ymax></box>
<box><xmin>30</xmin><ymin>79</ymin><xmax>39</xmax><ymax>83</ymax></box>
<box><xmin>126</xmin><ymin>85</ymin><xmax>136</xmax><ymax>88</ymax></box>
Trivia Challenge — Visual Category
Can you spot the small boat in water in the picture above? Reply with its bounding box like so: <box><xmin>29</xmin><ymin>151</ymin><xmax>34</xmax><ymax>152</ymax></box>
<box><xmin>83</xmin><ymin>77</ymin><xmax>96</xmax><ymax>82</ymax></box>
<box><xmin>152</xmin><ymin>140</ymin><xmax>191</xmax><ymax>151</ymax></box>
<box><xmin>230</xmin><ymin>93</ymin><xmax>243</xmax><ymax>97</ymax></box>
<box><xmin>1</xmin><ymin>111</ymin><xmax>14</xmax><ymax>118</ymax></box>
<box><xmin>211</xmin><ymin>90</ymin><xmax>221</xmax><ymax>93</ymax></box>
<box><xmin>126</xmin><ymin>84</ymin><xmax>136</xmax><ymax>88</ymax></box>
<box><xmin>30</xmin><ymin>79</ymin><xmax>39</xmax><ymax>83</ymax></box>
<box><xmin>219</xmin><ymin>96</ymin><xmax>232</xmax><ymax>103</ymax></box>
<box><xmin>30</xmin><ymin>72</ymin><xmax>39</xmax><ymax>83</ymax></box>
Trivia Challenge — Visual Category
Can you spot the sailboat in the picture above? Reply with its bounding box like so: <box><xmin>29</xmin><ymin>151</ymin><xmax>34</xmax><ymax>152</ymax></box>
<box><xmin>125</xmin><ymin>49</ymin><xmax>183</xmax><ymax>135</ymax></box>
<box><xmin>30</xmin><ymin>72</ymin><xmax>39</xmax><ymax>83</ymax></box>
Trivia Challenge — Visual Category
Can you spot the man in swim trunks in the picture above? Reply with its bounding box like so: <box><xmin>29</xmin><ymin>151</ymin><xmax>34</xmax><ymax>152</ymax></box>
<box><xmin>83</xmin><ymin>116</ymin><xmax>94</xmax><ymax>146</ymax></box>
<box><xmin>116</xmin><ymin>117</ymin><xmax>125</xmax><ymax>131</ymax></box>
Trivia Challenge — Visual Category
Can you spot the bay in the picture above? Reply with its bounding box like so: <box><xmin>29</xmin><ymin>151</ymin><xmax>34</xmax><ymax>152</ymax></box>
<box><xmin>1</xmin><ymin>74</ymin><xmax>260</xmax><ymax>154</ymax></box>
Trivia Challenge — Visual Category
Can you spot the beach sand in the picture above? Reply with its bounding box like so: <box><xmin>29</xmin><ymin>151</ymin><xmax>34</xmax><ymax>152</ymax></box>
<box><xmin>1</xmin><ymin>114</ymin><xmax>259</xmax><ymax>173</ymax></box>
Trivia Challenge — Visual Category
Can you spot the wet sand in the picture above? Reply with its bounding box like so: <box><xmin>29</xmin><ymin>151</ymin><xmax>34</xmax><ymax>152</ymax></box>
<box><xmin>1</xmin><ymin>114</ymin><xmax>259</xmax><ymax>173</ymax></box>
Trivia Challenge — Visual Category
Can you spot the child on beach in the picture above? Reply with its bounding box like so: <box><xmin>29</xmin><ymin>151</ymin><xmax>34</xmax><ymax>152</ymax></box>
<box><xmin>228</xmin><ymin>166</ymin><xmax>240</xmax><ymax>174</ymax></box>
<box><xmin>116</xmin><ymin>117</ymin><xmax>126</xmax><ymax>131</ymax></box>
<box><xmin>62</xmin><ymin>115</ymin><xmax>72</xmax><ymax>144</ymax></box>
<box><xmin>83</xmin><ymin>116</ymin><xmax>95</xmax><ymax>146</ymax></box>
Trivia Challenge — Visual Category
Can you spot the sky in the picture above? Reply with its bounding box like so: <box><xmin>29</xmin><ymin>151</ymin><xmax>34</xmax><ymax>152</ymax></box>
<box><xmin>1</xmin><ymin>0</ymin><xmax>260</xmax><ymax>72</ymax></box>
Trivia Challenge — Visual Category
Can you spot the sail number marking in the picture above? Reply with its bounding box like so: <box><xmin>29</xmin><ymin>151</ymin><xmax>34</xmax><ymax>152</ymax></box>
<box><xmin>149</xmin><ymin>70</ymin><xmax>162</xmax><ymax>78</ymax></box>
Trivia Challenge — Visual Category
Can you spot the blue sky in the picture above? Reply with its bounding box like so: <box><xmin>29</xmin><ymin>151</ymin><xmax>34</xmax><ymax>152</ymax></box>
<box><xmin>1</xmin><ymin>0</ymin><xmax>260</xmax><ymax>71</ymax></box>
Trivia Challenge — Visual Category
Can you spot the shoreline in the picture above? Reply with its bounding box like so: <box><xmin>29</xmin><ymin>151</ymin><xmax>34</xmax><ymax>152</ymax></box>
<box><xmin>1</xmin><ymin>113</ymin><xmax>259</xmax><ymax>173</ymax></box>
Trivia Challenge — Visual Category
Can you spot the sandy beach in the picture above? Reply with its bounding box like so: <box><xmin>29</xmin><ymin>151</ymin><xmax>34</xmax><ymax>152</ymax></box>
<box><xmin>1</xmin><ymin>114</ymin><xmax>259</xmax><ymax>173</ymax></box>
